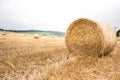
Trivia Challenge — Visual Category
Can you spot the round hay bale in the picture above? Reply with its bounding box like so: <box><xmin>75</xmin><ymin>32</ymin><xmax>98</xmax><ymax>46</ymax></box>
<box><xmin>65</xmin><ymin>18</ymin><xmax>117</xmax><ymax>57</ymax></box>
<box><xmin>34</xmin><ymin>36</ymin><xmax>39</xmax><ymax>39</ymax></box>
<box><xmin>2</xmin><ymin>33</ymin><xmax>6</xmax><ymax>35</ymax></box>
<box><xmin>2</xmin><ymin>31</ymin><xmax>7</xmax><ymax>35</ymax></box>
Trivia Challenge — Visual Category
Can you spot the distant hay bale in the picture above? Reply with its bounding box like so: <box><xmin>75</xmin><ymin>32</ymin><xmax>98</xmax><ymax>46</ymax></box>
<box><xmin>1</xmin><ymin>31</ymin><xmax>8</xmax><ymax>36</ymax></box>
<box><xmin>2</xmin><ymin>32</ymin><xmax>6</xmax><ymax>35</ymax></box>
<box><xmin>65</xmin><ymin>18</ymin><xmax>117</xmax><ymax>57</ymax></box>
<box><xmin>34</xmin><ymin>36</ymin><xmax>39</xmax><ymax>39</ymax></box>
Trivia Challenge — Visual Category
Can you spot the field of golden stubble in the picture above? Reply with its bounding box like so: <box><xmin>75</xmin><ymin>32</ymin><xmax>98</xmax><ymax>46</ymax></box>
<box><xmin>0</xmin><ymin>31</ymin><xmax>120</xmax><ymax>80</ymax></box>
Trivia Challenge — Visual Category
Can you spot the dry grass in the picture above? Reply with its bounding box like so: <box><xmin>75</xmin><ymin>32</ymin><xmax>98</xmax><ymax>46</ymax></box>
<box><xmin>0</xmin><ymin>32</ymin><xmax>120</xmax><ymax>80</ymax></box>
<box><xmin>117</xmin><ymin>37</ymin><xmax>120</xmax><ymax>41</ymax></box>
<box><xmin>65</xmin><ymin>18</ymin><xmax>117</xmax><ymax>57</ymax></box>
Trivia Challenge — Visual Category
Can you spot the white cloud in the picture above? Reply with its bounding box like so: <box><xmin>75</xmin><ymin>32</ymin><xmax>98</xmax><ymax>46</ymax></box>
<box><xmin>0</xmin><ymin>0</ymin><xmax>120</xmax><ymax>32</ymax></box>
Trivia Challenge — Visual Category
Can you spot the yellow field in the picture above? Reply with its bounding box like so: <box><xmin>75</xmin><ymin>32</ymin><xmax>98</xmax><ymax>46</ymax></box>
<box><xmin>0</xmin><ymin>31</ymin><xmax>120</xmax><ymax>80</ymax></box>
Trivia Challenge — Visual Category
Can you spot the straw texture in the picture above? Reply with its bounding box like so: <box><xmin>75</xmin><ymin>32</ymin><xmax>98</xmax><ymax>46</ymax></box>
<box><xmin>65</xmin><ymin>18</ymin><xmax>117</xmax><ymax>57</ymax></box>
<box><xmin>118</xmin><ymin>37</ymin><xmax>120</xmax><ymax>41</ymax></box>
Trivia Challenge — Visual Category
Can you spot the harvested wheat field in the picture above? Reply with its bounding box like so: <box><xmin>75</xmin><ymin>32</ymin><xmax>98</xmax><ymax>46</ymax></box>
<box><xmin>0</xmin><ymin>31</ymin><xmax>120</xmax><ymax>80</ymax></box>
<box><xmin>118</xmin><ymin>37</ymin><xmax>120</xmax><ymax>41</ymax></box>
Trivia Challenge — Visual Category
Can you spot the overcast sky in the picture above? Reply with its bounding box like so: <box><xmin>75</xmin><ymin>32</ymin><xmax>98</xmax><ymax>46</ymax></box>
<box><xmin>0</xmin><ymin>0</ymin><xmax>120</xmax><ymax>32</ymax></box>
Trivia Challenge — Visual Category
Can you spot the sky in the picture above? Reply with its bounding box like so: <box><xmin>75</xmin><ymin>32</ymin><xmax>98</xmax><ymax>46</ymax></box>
<box><xmin>0</xmin><ymin>0</ymin><xmax>120</xmax><ymax>32</ymax></box>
